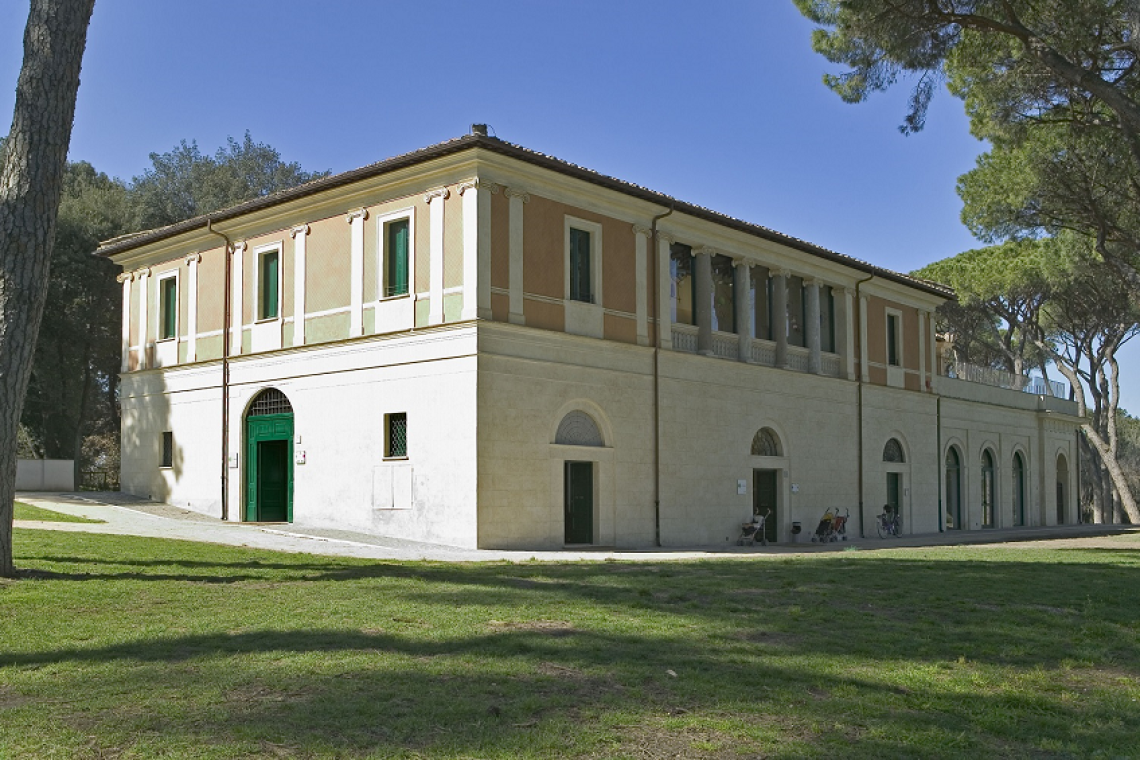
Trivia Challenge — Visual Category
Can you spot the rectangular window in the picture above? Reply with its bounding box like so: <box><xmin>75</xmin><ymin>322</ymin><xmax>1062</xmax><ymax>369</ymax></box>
<box><xmin>820</xmin><ymin>285</ymin><xmax>835</xmax><ymax>353</ymax></box>
<box><xmin>670</xmin><ymin>243</ymin><xmax>694</xmax><ymax>326</ymax></box>
<box><xmin>385</xmin><ymin>218</ymin><xmax>410</xmax><ymax>297</ymax></box>
<box><xmin>385</xmin><ymin>412</ymin><xmax>407</xmax><ymax>458</ymax></box>
<box><xmin>258</xmin><ymin>247</ymin><xmax>280</xmax><ymax>320</ymax></box>
<box><xmin>787</xmin><ymin>276</ymin><xmax>806</xmax><ymax>347</ymax></box>
<box><xmin>887</xmin><ymin>312</ymin><xmax>900</xmax><ymax>366</ymax></box>
<box><xmin>159</xmin><ymin>275</ymin><xmax>177</xmax><ymax>341</ymax></box>
<box><xmin>750</xmin><ymin>265</ymin><xmax>770</xmax><ymax>340</ymax></box>
<box><xmin>161</xmin><ymin>431</ymin><xmax>173</xmax><ymax>468</ymax></box>
<box><xmin>569</xmin><ymin>227</ymin><xmax>592</xmax><ymax>303</ymax></box>
<box><xmin>710</xmin><ymin>254</ymin><xmax>735</xmax><ymax>333</ymax></box>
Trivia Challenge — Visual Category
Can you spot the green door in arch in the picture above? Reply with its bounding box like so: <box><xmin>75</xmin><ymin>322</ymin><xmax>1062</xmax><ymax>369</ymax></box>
<box><xmin>753</xmin><ymin>469</ymin><xmax>778</xmax><ymax>543</ymax></box>
<box><xmin>245</xmin><ymin>413</ymin><xmax>293</xmax><ymax>522</ymax></box>
<box><xmin>564</xmin><ymin>461</ymin><xmax>593</xmax><ymax>544</ymax></box>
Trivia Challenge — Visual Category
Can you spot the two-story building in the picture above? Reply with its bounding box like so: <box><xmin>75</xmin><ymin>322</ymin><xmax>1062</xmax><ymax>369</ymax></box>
<box><xmin>99</xmin><ymin>129</ymin><xmax>1083</xmax><ymax>549</ymax></box>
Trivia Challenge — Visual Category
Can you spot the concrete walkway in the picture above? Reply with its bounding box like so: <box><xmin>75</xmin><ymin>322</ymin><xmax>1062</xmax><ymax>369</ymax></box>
<box><xmin>15</xmin><ymin>491</ymin><xmax>1140</xmax><ymax>562</ymax></box>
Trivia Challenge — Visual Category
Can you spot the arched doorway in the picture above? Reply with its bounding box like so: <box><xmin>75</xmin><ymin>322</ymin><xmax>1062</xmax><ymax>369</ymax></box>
<box><xmin>556</xmin><ymin>410</ymin><xmax>604</xmax><ymax>544</ymax></box>
<box><xmin>981</xmin><ymin>449</ymin><xmax>996</xmax><ymax>528</ymax></box>
<box><xmin>883</xmin><ymin>438</ymin><xmax>907</xmax><ymax>533</ymax></box>
<box><xmin>1056</xmin><ymin>453</ymin><xmax>1069</xmax><ymax>524</ymax></box>
<box><xmin>245</xmin><ymin>388</ymin><xmax>294</xmax><ymax>523</ymax></box>
<box><xmin>1012</xmin><ymin>452</ymin><xmax>1026</xmax><ymax>527</ymax></box>
<box><xmin>945</xmin><ymin>447</ymin><xmax>962</xmax><ymax>529</ymax></box>
<box><xmin>751</xmin><ymin>427</ymin><xmax>783</xmax><ymax>543</ymax></box>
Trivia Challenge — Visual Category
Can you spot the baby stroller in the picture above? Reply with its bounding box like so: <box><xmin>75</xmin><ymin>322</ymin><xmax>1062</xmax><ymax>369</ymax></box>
<box><xmin>738</xmin><ymin>509</ymin><xmax>772</xmax><ymax>546</ymax></box>
<box><xmin>810</xmin><ymin>507</ymin><xmax>850</xmax><ymax>543</ymax></box>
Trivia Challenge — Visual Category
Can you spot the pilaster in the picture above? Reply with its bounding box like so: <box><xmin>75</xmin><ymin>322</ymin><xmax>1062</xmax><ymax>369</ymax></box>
<box><xmin>656</xmin><ymin>232</ymin><xmax>674</xmax><ymax>348</ymax></box>
<box><xmin>291</xmin><ymin>224</ymin><xmax>309</xmax><ymax>346</ymax></box>
<box><xmin>185</xmin><ymin>253</ymin><xmax>201</xmax><ymax>362</ymax></box>
<box><xmin>772</xmin><ymin>269</ymin><xmax>789</xmax><ymax>368</ymax></box>
<box><xmin>505</xmin><ymin>187</ymin><xmax>529</xmax><ymax>325</ymax></box>
<box><xmin>231</xmin><ymin>242</ymin><xmax>246</xmax><ymax>355</ymax></box>
<box><xmin>346</xmin><ymin>208</ymin><xmax>368</xmax><ymax>337</ymax></box>
<box><xmin>633</xmin><ymin>225</ymin><xmax>651</xmax><ymax>346</ymax></box>
<box><xmin>459</xmin><ymin>179</ymin><xmax>498</xmax><ymax>321</ymax></box>
<box><xmin>694</xmin><ymin>247</ymin><xmax>714</xmax><ymax>356</ymax></box>
<box><xmin>117</xmin><ymin>271</ymin><xmax>132</xmax><ymax>371</ymax></box>
<box><xmin>733</xmin><ymin>259</ymin><xmax>752</xmax><ymax>362</ymax></box>
<box><xmin>805</xmin><ymin>278</ymin><xmax>822</xmax><ymax>374</ymax></box>
<box><xmin>136</xmin><ymin>267</ymin><xmax>150</xmax><ymax>369</ymax></box>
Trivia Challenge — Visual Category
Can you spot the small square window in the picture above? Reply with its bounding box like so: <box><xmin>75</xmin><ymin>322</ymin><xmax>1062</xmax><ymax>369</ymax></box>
<box><xmin>161</xmin><ymin>431</ymin><xmax>173</xmax><ymax>468</ymax></box>
<box><xmin>258</xmin><ymin>248</ymin><xmax>280</xmax><ymax>320</ymax></box>
<box><xmin>384</xmin><ymin>219</ymin><xmax>410</xmax><ymax>297</ymax></box>
<box><xmin>159</xmin><ymin>275</ymin><xmax>177</xmax><ymax>341</ymax></box>
<box><xmin>385</xmin><ymin>413</ymin><xmax>407</xmax><ymax>458</ymax></box>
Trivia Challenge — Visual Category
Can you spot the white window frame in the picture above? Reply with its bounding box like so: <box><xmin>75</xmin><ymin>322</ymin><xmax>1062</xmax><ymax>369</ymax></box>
<box><xmin>885</xmin><ymin>307</ymin><xmax>904</xmax><ymax>388</ymax></box>
<box><xmin>563</xmin><ymin>216</ymin><xmax>603</xmax><ymax>305</ymax></box>
<box><xmin>155</xmin><ymin>269</ymin><xmax>179</xmax><ymax>343</ymax></box>
<box><xmin>253</xmin><ymin>242</ymin><xmax>284</xmax><ymax>323</ymax></box>
<box><xmin>376</xmin><ymin>207</ymin><xmax>416</xmax><ymax>302</ymax></box>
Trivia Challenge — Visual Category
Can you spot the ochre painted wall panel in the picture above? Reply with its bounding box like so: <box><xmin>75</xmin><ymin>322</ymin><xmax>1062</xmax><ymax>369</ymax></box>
<box><xmin>306</xmin><ymin>214</ymin><xmax>351</xmax><ymax>313</ymax></box>
<box><xmin>490</xmin><ymin>191</ymin><xmax>509</xmax><ymax>291</ymax></box>
<box><xmin>522</xmin><ymin>195</ymin><xmax>564</xmax><ymax>300</ymax></box>
<box><xmin>522</xmin><ymin>297</ymin><xmax>565</xmax><ymax>333</ymax></box>
<box><xmin>604</xmin><ymin>313</ymin><xmax>637</xmax><ymax>345</ymax></box>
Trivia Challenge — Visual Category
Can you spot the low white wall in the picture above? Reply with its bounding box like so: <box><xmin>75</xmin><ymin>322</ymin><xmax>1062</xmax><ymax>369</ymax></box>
<box><xmin>15</xmin><ymin>459</ymin><xmax>75</xmax><ymax>491</ymax></box>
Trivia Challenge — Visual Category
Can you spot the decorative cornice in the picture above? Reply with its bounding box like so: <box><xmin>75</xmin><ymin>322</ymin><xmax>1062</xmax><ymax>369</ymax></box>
<box><xmin>632</xmin><ymin>224</ymin><xmax>652</xmax><ymax>238</ymax></box>
<box><xmin>345</xmin><ymin>208</ymin><xmax>368</xmax><ymax>223</ymax></box>
<box><xmin>458</xmin><ymin>178</ymin><xmax>501</xmax><ymax>195</ymax></box>
<box><xmin>116</xmin><ymin>272</ymin><xmax>133</xmax><ymax>284</ymax></box>
<box><xmin>423</xmin><ymin>187</ymin><xmax>450</xmax><ymax>203</ymax></box>
<box><xmin>291</xmin><ymin>224</ymin><xmax>310</xmax><ymax>238</ymax></box>
<box><xmin>185</xmin><ymin>252</ymin><xmax>202</xmax><ymax>265</ymax></box>
<box><xmin>504</xmin><ymin>187</ymin><xmax>531</xmax><ymax>202</ymax></box>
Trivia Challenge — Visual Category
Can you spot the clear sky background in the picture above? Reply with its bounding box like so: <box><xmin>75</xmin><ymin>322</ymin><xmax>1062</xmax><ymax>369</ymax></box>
<box><xmin>1</xmin><ymin>0</ymin><xmax>1135</xmax><ymax>410</ymax></box>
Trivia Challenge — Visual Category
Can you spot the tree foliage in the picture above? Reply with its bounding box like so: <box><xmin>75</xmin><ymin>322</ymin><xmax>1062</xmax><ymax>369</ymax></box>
<box><xmin>130</xmin><ymin>132</ymin><xmax>328</xmax><ymax>229</ymax></box>
<box><xmin>795</xmin><ymin>0</ymin><xmax>1140</xmax><ymax>295</ymax></box>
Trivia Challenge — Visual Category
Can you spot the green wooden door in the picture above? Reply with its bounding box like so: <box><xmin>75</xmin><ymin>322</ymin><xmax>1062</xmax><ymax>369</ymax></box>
<box><xmin>887</xmin><ymin>473</ymin><xmax>901</xmax><ymax>520</ymax></box>
<box><xmin>753</xmin><ymin>469</ymin><xmax>778</xmax><ymax>543</ymax></box>
<box><xmin>245</xmin><ymin>413</ymin><xmax>294</xmax><ymax>522</ymax></box>
<box><xmin>564</xmin><ymin>461</ymin><xmax>593</xmax><ymax>544</ymax></box>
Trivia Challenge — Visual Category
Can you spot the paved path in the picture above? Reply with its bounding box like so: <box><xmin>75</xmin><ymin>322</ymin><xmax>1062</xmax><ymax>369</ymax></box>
<box><xmin>15</xmin><ymin>491</ymin><xmax>1140</xmax><ymax>562</ymax></box>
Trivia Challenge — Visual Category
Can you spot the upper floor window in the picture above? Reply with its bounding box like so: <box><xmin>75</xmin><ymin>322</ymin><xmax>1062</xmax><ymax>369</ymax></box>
<box><xmin>710</xmin><ymin>254</ymin><xmax>736</xmax><ymax>333</ymax></box>
<box><xmin>750</xmin><ymin>266</ymin><xmax>771</xmax><ymax>340</ymax></box>
<box><xmin>670</xmin><ymin>243</ymin><xmax>694</xmax><ymax>326</ymax></box>
<box><xmin>257</xmin><ymin>246</ymin><xmax>280</xmax><ymax>320</ymax></box>
<box><xmin>158</xmin><ymin>273</ymin><xmax>177</xmax><ymax>341</ymax></box>
<box><xmin>564</xmin><ymin>216</ymin><xmax>602</xmax><ymax>305</ymax></box>
<box><xmin>819</xmin><ymin>285</ymin><xmax>835</xmax><ymax>353</ymax></box>
<box><xmin>384</xmin><ymin>217</ymin><xmax>410</xmax><ymax>297</ymax></box>
<box><xmin>569</xmin><ymin>227</ymin><xmax>592</xmax><ymax>303</ymax></box>
<box><xmin>886</xmin><ymin>311</ymin><xmax>901</xmax><ymax>366</ymax></box>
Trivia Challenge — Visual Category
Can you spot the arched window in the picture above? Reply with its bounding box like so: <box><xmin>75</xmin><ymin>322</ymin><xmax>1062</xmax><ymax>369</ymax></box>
<box><xmin>945</xmin><ymin>447</ymin><xmax>962</xmax><ymax>530</ymax></box>
<box><xmin>248</xmin><ymin>388</ymin><xmax>293</xmax><ymax>417</ymax></box>
<box><xmin>751</xmin><ymin>428</ymin><xmax>781</xmax><ymax>457</ymax></box>
<box><xmin>555</xmin><ymin>411</ymin><xmax>604</xmax><ymax>447</ymax></box>
<box><xmin>981</xmin><ymin>449</ymin><xmax>996</xmax><ymax>528</ymax></box>
<box><xmin>1012</xmin><ymin>452</ymin><xmax>1026</xmax><ymax>527</ymax></box>
<box><xmin>883</xmin><ymin>438</ymin><xmax>905</xmax><ymax>463</ymax></box>
<box><xmin>1056</xmin><ymin>453</ymin><xmax>1069</xmax><ymax>524</ymax></box>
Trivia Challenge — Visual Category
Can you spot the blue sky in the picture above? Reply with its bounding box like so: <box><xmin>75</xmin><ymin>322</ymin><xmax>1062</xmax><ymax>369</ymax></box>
<box><xmin>1</xmin><ymin>0</ymin><xmax>1135</xmax><ymax>410</ymax></box>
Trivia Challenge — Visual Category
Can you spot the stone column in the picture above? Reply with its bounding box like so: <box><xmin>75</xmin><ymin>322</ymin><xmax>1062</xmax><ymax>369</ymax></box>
<box><xmin>805</xmin><ymin>278</ymin><xmax>822</xmax><ymax>374</ymax></box>
<box><xmin>505</xmin><ymin>187</ymin><xmax>529</xmax><ymax>325</ymax></box>
<box><xmin>291</xmin><ymin>224</ymin><xmax>309</xmax><ymax>345</ymax></box>
<box><xmin>346</xmin><ymin>208</ymin><xmax>368</xmax><ymax>337</ymax></box>
<box><xmin>425</xmin><ymin>188</ymin><xmax>449</xmax><ymax>325</ymax></box>
<box><xmin>633</xmin><ymin>225</ymin><xmax>651</xmax><ymax>346</ymax></box>
<box><xmin>136</xmin><ymin>267</ymin><xmax>150</xmax><ymax>369</ymax></box>
<box><xmin>231</xmin><ymin>242</ymin><xmax>245</xmax><ymax>355</ymax></box>
<box><xmin>839</xmin><ymin>287</ymin><xmax>855</xmax><ymax>380</ymax></box>
<box><xmin>918</xmin><ymin>309</ymin><xmax>927</xmax><ymax>391</ymax></box>
<box><xmin>772</xmin><ymin>269</ymin><xmax>789</xmax><ymax>368</ymax></box>
<box><xmin>117</xmin><ymin>271</ymin><xmax>133</xmax><ymax>371</ymax></box>
<box><xmin>458</xmin><ymin>179</ymin><xmax>498</xmax><ymax>321</ymax></box>
<box><xmin>657</xmin><ymin>232</ymin><xmax>674</xmax><ymax>348</ymax></box>
<box><xmin>734</xmin><ymin>259</ymin><xmax>752</xmax><ymax>362</ymax></box>
<box><xmin>694</xmin><ymin>247</ymin><xmax>713</xmax><ymax>356</ymax></box>
<box><xmin>185</xmin><ymin>253</ymin><xmax>201</xmax><ymax>362</ymax></box>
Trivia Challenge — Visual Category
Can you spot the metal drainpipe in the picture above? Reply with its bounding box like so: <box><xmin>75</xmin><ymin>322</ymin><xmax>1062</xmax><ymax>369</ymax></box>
<box><xmin>650</xmin><ymin>205</ymin><xmax>673</xmax><ymax>547</ymax></box>
<box><xmin>854</xmin><ymin>274</ymin><xmax>873</xmax><ymax>538</ymax></box>
<box><xmin>206</xmin><ymin>220</ymin><xmax>233</xmax><ymax>521</ymax></box>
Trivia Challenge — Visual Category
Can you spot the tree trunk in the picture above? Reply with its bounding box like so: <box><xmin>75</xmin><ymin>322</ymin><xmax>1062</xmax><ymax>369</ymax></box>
<box><xmin>0</xmin><ymin>0</ymin><xmax>96</xmax><ymax>578</ymax></box>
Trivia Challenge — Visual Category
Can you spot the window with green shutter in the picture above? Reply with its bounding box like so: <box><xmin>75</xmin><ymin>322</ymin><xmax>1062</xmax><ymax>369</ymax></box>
<box><xmin>259</xmin><ymin>248</ymin><xmax>279</xmax><ymax>320</ymax></box>
<box><xmin>385</xmin><ymin>219</ymin><xmax>409</xmax><ymax>297</ymax></box>
<box><xmin>159</xmin><ymin>276</ymin><xmax>177</xmax><ymax>340</ymax></box>
<box><xmin>569</xmin><ymin>227</ymin><xmax>592</xmax><ymax>303</ymax></box>
<box><xmin>887</xmin><ymin>313</ymin><xmax>900</xmax><ymax>366</ymax></box>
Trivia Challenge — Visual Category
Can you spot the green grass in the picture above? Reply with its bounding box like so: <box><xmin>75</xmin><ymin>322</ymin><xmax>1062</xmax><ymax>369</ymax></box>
<box><xmin>2</xmin><ymin>530</ymin><xmax>1139</xmax><ymax>759</ymax></box>
<box><xmin>12</xmin><ymin>501</ymin><xmax>104</xmax><ymax>524</ymax></box>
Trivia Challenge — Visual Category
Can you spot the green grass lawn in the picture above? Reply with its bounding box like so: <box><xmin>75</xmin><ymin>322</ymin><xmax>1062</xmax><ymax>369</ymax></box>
<box><xmin>2</xmin><ymin>530</ymin><xmax>1139</xmax><ymax>759</ymax></box>
<box><xmin>12</xmin><ymin>501</ymin><xmax>104</xmax><ymax>524</ymax></box>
